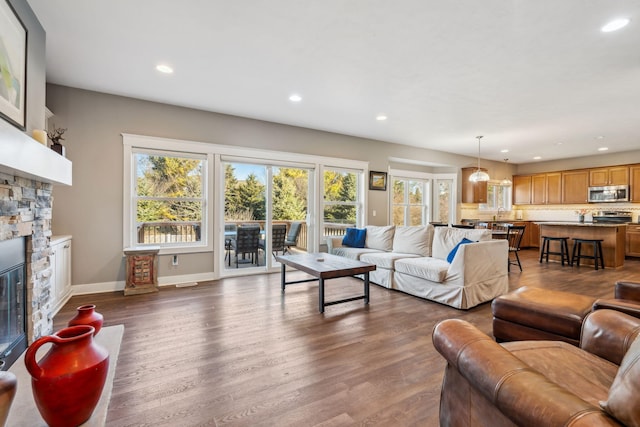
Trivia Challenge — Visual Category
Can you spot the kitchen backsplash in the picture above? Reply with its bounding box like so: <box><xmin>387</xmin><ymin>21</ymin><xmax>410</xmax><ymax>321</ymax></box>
<box><xmin>460</xmin><ymin>204</ymin><xmax>640</xmax><ymax>223</ymax></box>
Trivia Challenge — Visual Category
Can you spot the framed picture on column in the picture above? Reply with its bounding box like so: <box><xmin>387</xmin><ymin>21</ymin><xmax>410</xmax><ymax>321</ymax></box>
<box><xmin>0</xmin><ymin>0</ymin><xmax>28</xmax><ymax>130</ymax></box>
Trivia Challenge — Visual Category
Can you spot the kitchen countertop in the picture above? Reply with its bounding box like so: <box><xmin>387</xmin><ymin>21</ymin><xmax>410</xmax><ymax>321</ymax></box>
<box><xmin>536</xmin><ymin>222</ymin><xmax>628</xmax><ymax>227</ymax></box>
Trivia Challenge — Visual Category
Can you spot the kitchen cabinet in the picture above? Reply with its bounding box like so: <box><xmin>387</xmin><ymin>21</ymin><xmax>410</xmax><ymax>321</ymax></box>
<box><xmin>562</xmin><ymin>170</ymin><xmax>589</xmax><ymax>204</ymax></box>
<box><xmin>589</xmin><ymin>166</ymin><xmax>629</xmax><ymax>186</ymax></box>
<box><xmin>512</xmin><ymin>175</ymin><xmax>531</xmax><ymax>205</ymax></box>
<box><xmin>50</xmin><ymin>235</ymin><xmax>72</xmax><ymax>314</ymax></box>
<box><xmin>531</xmin><ymin>173</ymin><xmax>562</xmax><ymax>205</ymax></box>
<box><xmin>529</xmin><ymin>222</ymin><xmax>540</xmax><ymax>248</ymax></box>
<box><xmin>630</xmin><ymin>165</ymin><xmax>640</xmax><ymax>203</ymax></box>
<box><xmin>461</xmin><ymin>167</ymin><xmax>488</xmax><ymax>203</ymax></box>
<box><xmin>627</xmin><ymin>224</ymin><xmax>640</xmax><ymax>257</ymax></box>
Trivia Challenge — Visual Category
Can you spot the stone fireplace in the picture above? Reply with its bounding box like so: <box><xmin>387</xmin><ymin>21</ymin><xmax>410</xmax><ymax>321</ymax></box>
<box><xmin>0</xmin><ymin>171</ymin><xmax>54</xmax><ymax>344</ymax></box>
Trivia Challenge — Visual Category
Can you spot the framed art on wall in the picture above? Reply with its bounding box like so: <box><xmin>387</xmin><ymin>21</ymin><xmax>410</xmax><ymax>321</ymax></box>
<box><xmin>0</xmin><ymin>0</ymin><xmax>27</xmax><ymax>130</ymax></box>
<box><xmin>369</xmin><ymin>171</ymin><xmax>387</xmax><ymax>191</ymax></box>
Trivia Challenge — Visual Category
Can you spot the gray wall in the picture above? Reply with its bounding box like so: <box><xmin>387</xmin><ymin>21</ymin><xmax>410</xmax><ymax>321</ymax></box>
<box><xmin>46</xmin><ymin>84</ymin><xmax>640</xmax><ymax>288</ymax></box>
<box><xmin>46</xmin><ymin>85</ymin><xmax>509</xmax><ymax>287</ymax></box>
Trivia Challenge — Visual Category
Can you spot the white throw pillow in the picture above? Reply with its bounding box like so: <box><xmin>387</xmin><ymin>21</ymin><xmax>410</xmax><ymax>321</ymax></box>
<box><xmin>365</xmin><ymin>225</ymin><xmax>395</xmax><ymax>251</ymax></box>
<box><xmin>392</xmin><ymin>225</ymin><xmax>433</xmax><ymax>256</ymax></box>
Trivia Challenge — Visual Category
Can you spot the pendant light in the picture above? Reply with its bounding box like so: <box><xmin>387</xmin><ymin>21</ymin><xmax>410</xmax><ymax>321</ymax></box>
<box><xmin>500</xmin><ymin>159</ymin><xmax>513</xmax><ymax>186</ymax></box>
<box><xmin>469</xmin><ymin>135</ymin><xmax>490</xmax><ymax>182</ymax></box>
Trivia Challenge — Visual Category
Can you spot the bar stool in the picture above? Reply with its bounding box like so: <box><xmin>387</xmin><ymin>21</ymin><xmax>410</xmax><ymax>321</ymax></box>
<box><xmin>539</xmin><ymin>236</ymin><xmax>571</xmax><ymax>266</ymax></box>
<box><xmin>571</xmin><ymin>238</ymin><xmax>605</xmax><ymax>270</ymax></box>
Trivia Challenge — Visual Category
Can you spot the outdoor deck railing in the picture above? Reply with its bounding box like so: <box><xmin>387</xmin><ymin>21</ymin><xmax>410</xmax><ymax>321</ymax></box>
<box><xmin>137</xmin><ymin>222</ymin><xmax>201</xmax><ymax>244</ymax></box>
<box><xmin>138</xmin><ymin>220</ymin><xmax>353</xmax><ymax>251</ymax></box>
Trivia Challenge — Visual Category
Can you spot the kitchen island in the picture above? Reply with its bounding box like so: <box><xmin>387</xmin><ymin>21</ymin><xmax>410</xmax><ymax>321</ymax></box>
<box><xmin>537</xmin><ymin>222</ymin><xmax>626</xmax><ymax>268</ymax></box>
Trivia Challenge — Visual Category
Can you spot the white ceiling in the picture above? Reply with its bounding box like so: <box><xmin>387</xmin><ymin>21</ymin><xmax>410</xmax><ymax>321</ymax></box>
<box><xmin>27</xmin><ymin>0</ymin><xmax>640</xmax><ymax>165</ymax></box>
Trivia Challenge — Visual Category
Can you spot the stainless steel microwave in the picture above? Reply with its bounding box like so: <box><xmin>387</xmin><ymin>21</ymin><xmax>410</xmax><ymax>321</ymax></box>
<box><xmin>588</xmin><ymin>185</ymin><xmax>629</xmax><ymax>203</ymax></box>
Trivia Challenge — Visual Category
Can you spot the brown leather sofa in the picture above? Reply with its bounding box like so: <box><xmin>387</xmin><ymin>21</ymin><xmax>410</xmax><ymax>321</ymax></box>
<box><xmin>433</xmin><ymin>309</ymin><xmax>640</xmax><ymax>426</ymax></box>
<box><xmin>593</xmin><ymin>280</ymin><xmax>640</xmax><ymax>318</ymax></box>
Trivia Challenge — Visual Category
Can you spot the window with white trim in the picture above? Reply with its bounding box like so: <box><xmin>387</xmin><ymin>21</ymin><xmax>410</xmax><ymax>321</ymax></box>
<box><xmin>392</xmin><ymin>178</ymin><xmax>429</xmax><ymax>226</ymax></box>
<box><xmin>132</xmin><ymin>149</ymin><xmax>206</xmax><ymax>248</ymax></box>
<box><xmin>390</xmin><ymin>169</ymin><xmax>457</xmax><ymax>225</ymax></box>
<box><xmin>480</xmin><ymin>181</ymin><xmax>512</xmax><ymax>212</ymax></box>
<box><xmin>322</xmin><ymin>167</ymin><xmax>363</xmax><ymax>236</ymax></box>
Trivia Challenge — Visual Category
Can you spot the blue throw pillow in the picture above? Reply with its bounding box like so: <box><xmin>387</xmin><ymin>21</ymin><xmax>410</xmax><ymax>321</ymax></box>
<box><xmin>342</xmin><ymin>228</ymin><xmax>367</xmax><ymax>248</ymax></box>
<box><xmin>447</xmin><ymin>238</ymin><xmax>474</xmax><ymax>263</ymax></box>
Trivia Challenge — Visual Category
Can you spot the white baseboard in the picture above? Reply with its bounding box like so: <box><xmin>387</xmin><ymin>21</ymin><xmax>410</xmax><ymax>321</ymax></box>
<box><xmin>71</xmin><ymin>272</ymin><xmax>217</xmax><ymax>296</ymax></box>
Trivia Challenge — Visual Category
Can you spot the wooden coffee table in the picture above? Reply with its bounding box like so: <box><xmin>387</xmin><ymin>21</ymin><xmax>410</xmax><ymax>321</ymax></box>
<box><xmin>275</xmin><ymin>253</ymin><xmax>376</xmax><ymax>313</ymax></box>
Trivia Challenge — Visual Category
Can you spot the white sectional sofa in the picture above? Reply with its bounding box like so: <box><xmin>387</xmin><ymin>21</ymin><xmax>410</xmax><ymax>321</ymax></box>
<box><xmin>327</xmin><ymin>225</ymin><xmax>509</xmax><ymax>309</ymax></box>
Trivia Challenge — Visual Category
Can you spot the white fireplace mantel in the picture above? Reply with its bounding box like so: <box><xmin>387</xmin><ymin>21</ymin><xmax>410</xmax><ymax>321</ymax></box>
<box><xmin>0</xmin><ymin>120</ymin><xmax>72</xmax><ymax>185</ymax></box>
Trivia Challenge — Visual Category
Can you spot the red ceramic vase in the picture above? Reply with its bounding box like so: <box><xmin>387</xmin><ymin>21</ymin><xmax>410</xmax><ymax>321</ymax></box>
<box><xmin>24</xmin><ymin>325</ymin><xmax>109</xmax><ymax>427</ymax></box>
<box><xmin>68</xmin><ymin>304</ymin><xmax>104</xmax><ymax>335</ymax></box>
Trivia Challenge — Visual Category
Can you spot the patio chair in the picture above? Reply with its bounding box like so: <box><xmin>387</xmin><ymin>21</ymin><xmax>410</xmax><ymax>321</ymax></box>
<box><xmin>224</xmin><ymin>223</ymin><xmax>237</xmax><ymax>265</ymax></box>
<box><xmin>231</xmin><ymin>226</ymin><xmax>261</xmax><ymax>268</ymax></box>
<box><xmin>283</xmin><ymin>222</ymin><xmax>302</xmax><ymax>254</ymax></box>
<box><xmin>258</xmin><ymin>224</ymin><xmax>287</xmax><ymax>259</ymax></box>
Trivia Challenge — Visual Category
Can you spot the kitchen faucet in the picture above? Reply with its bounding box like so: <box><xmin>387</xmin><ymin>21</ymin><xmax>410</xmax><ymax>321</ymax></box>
<box><xmin>497</xmin><ymin>207</ymin><xmax>505</xmax><ymax>220</ymax></box>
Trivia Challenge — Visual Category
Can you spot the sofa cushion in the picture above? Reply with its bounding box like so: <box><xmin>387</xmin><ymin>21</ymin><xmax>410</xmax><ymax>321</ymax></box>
<box><xmin>360</xmin><ymin>251</ymin><xmax>420</xmax><ymax>269</ymax></box>
<box><xmin>504</xmin><ymin>340</ymin><xmax>618</xmax><ymax>409</ymax></box>
<box><xmin>365</xmin><ymin>225</ymin><xmax>395</xmax><ymax>251</ymax></box>
<box><xmin>601</xmin><ymin>334</ymin><xmax>640</xmax><ymax>426</ymax></box>
<box><xmin>392</xmin><ymin>225</ymin><xmax>433</xmax><ymax>256</ymax></box>
<box><xmin>432</xmin><ymin>227</ymin><xmax>491</xmax><ymax>260</ymax></box>
<box><xmin>394</xmin><ymin>257</ymin><xmax>450</xmax><ymax>283</ymax></box>
<box><xmin>342</xmin><ymin>227</ymin><xmax>366</xmax><ymax>248</ymax></box>
<box><xmin>331</xmin><ymin>246</ymin><xmax>381</xmax><ymax>260</ymax></box>
<box><xmin>447</xmin><ymin>238</ymin><xmax>473</xmax><ymax>263</ymax></box>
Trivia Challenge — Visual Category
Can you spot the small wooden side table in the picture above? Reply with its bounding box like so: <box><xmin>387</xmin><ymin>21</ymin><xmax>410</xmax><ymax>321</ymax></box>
<box><xmin>123</xmin><ymin>246</ymin><xmax>160</xmax><ymax>296</ymax></box>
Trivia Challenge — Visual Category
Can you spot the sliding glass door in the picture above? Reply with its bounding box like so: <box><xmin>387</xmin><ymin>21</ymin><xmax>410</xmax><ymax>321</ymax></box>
<box><xmin>222</xmin><ymin>160</ymin><xmax>311</xmax><ymax>273</ymax></box>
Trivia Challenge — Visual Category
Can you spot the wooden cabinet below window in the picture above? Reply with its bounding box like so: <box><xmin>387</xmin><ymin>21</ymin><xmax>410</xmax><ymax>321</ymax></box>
<box><xmin>50</xmin><ymin>235</ymin><xmax>72</xmax><ymax>315</ymax></box>
<box><xmin>461</xmin><ymin>167</ymin><xmax>488</xmax><ymax>203</ymax></box>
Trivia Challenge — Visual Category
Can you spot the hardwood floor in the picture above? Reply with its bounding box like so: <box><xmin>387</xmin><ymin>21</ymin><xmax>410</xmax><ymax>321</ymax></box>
<box><xmin>53</xmin><ymin>249</ymin><xmax>640</xmax><ymax>426</ymax></box>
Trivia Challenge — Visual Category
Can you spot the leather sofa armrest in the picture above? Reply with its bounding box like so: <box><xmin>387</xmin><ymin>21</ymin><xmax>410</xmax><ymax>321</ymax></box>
<box><xmin>614</xmin><ymin>280</ymin><xmax>640</xmax><ymax>301</ymax></box>
<box><xmin>580</xmin><ymin>309</ymin><xmax>640</xmax><ymax>365</ymax></box>
<box><xmin>433</xmin><ymin>319</ymin><xmax>619</xmax><ymax>426</ymax></box>
<box><xmin>593</xmin><ymin>298</ymin><xmax>640</xmax><ymax>319</ymax></box>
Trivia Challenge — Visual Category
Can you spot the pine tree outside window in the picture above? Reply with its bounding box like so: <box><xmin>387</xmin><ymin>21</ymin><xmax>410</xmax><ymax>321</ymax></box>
<box><xmin>134</xmin><ymin>150</ymin><xmax>206</xmax><ymax>247</ymax></box>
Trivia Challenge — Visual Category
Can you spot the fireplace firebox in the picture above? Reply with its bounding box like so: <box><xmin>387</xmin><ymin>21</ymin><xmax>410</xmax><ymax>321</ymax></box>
<box><xmin>0</xmin><ymin>238</ymin><xmax>27</xmax><ymax>370</ymax></box>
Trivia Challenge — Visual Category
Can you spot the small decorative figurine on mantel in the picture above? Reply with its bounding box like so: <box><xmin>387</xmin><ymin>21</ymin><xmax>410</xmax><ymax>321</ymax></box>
<box><xmin>47</xmin><ymin>126</ymin><xmax>67</xmax><ymax>156</ymax></box>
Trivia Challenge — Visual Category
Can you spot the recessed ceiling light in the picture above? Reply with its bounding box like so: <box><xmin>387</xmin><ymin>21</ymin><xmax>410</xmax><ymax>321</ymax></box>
<box><xmin>289</xmin><ymin>94</ymin><xmax>302</xmax><ymax>102</ymax></box>
<box><xmin>596</xmin><ymin>135</ymin><xmax>605</xmax><ymax>140</ymax></box>
<box><xmin>500</xmin><ymin>149</ymin><xmax>509</xmax><ymax>153</ymax></box>
<box><xmin>533</xmin><ymin>156</ymin><xmax>542</xmax><ymax>160</ymax></box>
<box><xmin>555</xmin><ymin>142</ymin><xmax>564</xmax><ymax>146</ymax></box>
<box><xmin>598</xmin><ymin>147</ymin><xmax>609</xmax><ymax>152</ymax></box>
<box><xmin>601</xmin><ymin>18</ymin><xmax>630</xmax><ymax>32</ymax></box>
<box><xmin>156</xmin><ymin>64</ymin><xmax>174</xmax><ymax>74</ymax></box>
<box><xmin>376</xmin><ymin>114</ymin><xmax>388</xmax><ymax>121</ymax></box>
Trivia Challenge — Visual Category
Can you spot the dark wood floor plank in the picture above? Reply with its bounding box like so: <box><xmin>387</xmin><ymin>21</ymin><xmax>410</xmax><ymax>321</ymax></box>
<box><xmin>52</xmin><ymin>249</ymin><xmax>640</xmax><ymax>426</ymax></box>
